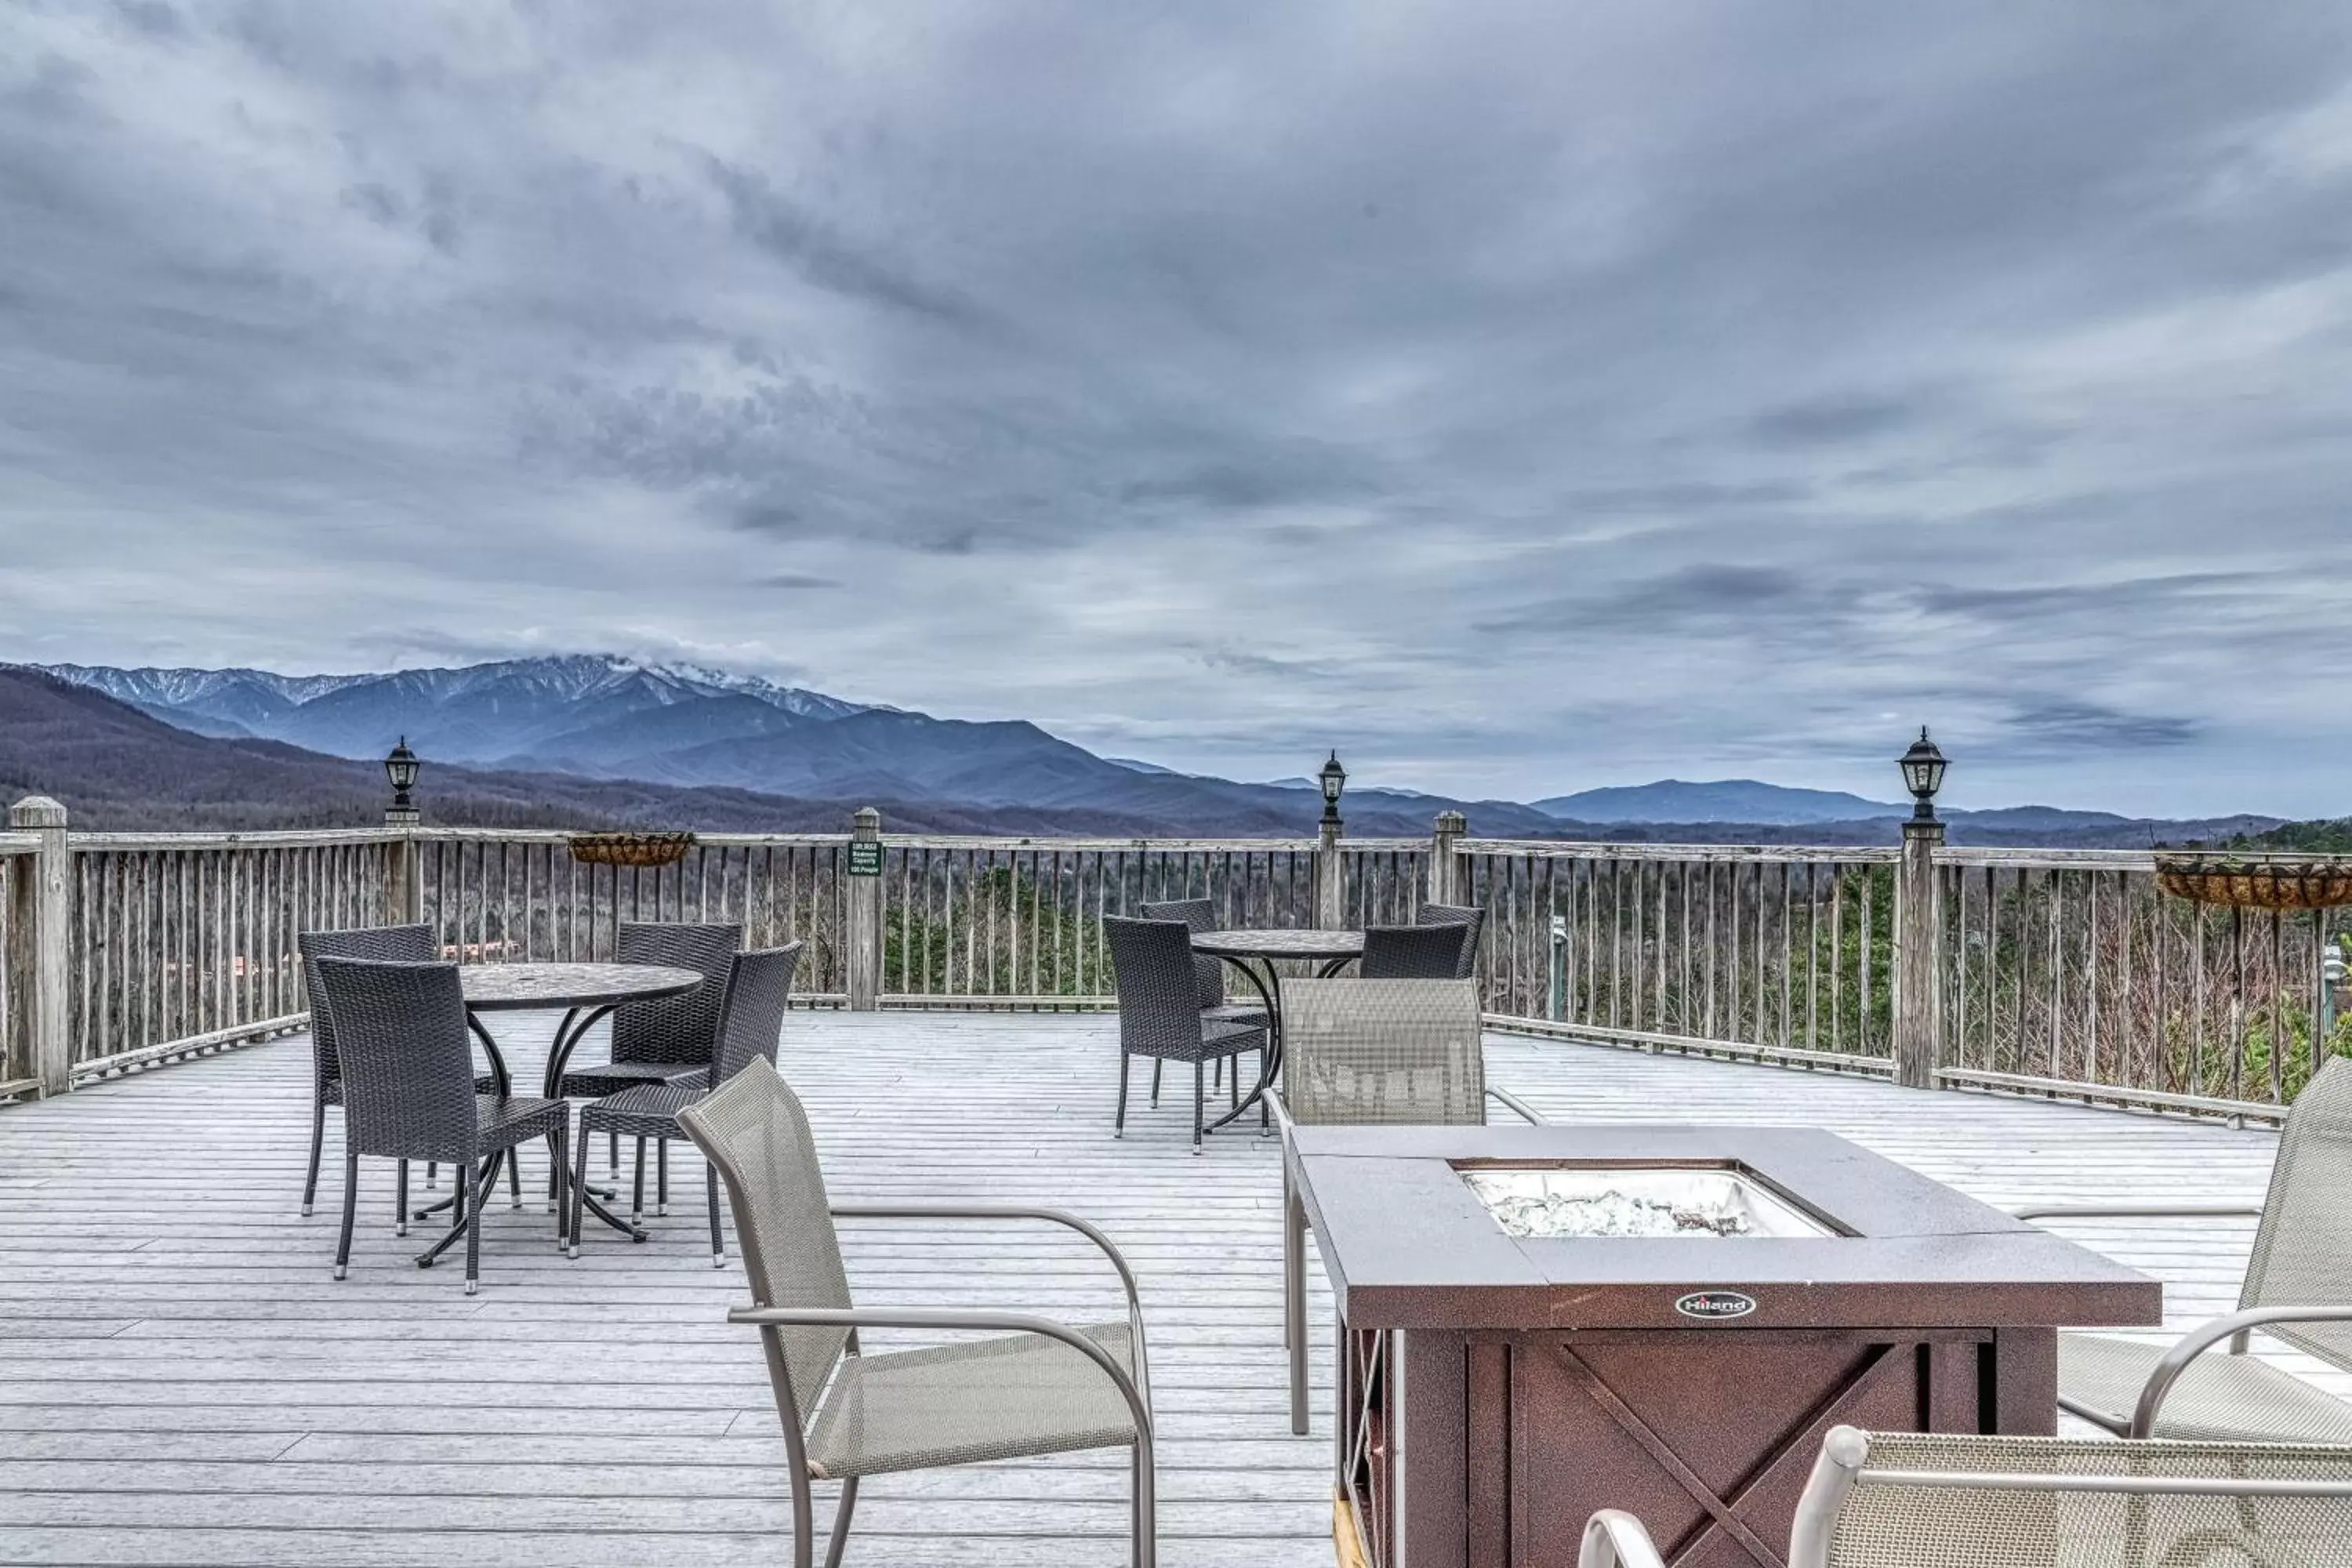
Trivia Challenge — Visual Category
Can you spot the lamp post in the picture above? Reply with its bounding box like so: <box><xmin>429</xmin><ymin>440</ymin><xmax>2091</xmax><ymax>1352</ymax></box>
<box><xmin>1898</xmin><ymin>727</ymin><xmax>1948</xmax><ymax>823</ymax></box>
<box><xmin>1892</xmin><ymin>727</ymin><xmax>1947</xmax><ymax>1090</ymax></box>
<box><xmin>1316</xmin><ymin>752</ymin><xmax>1347</xmax><ymax>929</ymax></box>
<box><xmin>383</xmin><ymin>737</ymin><xmax>421</xmax><ymax>828</ymax></box>
<box><xmin>1319</xmin><ymin>751</ymin><xmax>1347</xmax><ymax>829</ymax></box>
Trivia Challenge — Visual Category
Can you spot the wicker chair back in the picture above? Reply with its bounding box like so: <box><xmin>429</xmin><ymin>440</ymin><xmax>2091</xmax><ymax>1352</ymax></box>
<box><xmin>612</xmin><ymin>921</ymin><xmax>741</xmax><ymax>1065</ymax></box>
<box><xmin>1140</xmin><ymin>898</ymin><xmax>1225</xmax><ymax>1011</ymax></box>
<box><xmin>309</xmin><ymin>957</ymin><xmax>481</xmax><ymax>1163</ymax></box>
<box><xmin>1359</xmin><ymin>924</ymin><xmax>1472</xmax><ymax>980</ymax></box>
<box><xmin>298</xmin><ymin>924</ymin><xmax>434</xmax><ymax>1091</ymax></box>
<box><xmin>1414</xmin><ymin>903</ymin><xmax>1486</xmax><ymax>980</ymax></box>
<box><xmin>713</xmin><ymin>944</ymin><xmax>801</xmax><ymax>1086</ymax></box>
<box><xmin>1105</xmin><ymin>917</ymin><xmax>1212</xmax><ymax>1057</ymax></box>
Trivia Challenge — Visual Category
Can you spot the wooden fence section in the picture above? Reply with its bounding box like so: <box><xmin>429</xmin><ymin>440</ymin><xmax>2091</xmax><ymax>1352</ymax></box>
<box><xmin>1462</xmin><ymin>841</ymin><xmax>1903</xmax><ymax>1069</ymax></box>
<box><xmin>1935</xmin><ymin>848</ymin><xmax>2346</xmax><ymax>1110</ymax></box>
<box><xmin>413</xmin><ymin>832</ymin><xmax>852</xmax><ymax>998</ymax></box>
<box><xmin>62</xmin><ymin>832</ymin><xmax>398</xmax><ymax>1081</ymax></box>
<box><xmin>4</xmin><ymin>795</ymin><xmax>2344</xmax><ymax>1120</ymax></box>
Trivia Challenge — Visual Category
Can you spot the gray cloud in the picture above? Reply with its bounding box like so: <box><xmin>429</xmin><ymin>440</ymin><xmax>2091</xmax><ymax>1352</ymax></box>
<box><xmin>3</xmin><ymin>2</ymin><xmax>2352</xmax><ymax>816</ymax></box>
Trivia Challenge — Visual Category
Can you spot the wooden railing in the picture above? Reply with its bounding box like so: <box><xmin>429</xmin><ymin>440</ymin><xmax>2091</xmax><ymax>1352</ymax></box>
<box><xmin>4</xmin><ymin>793</ymin><xmax>2341</xmax><ymax>1120</ymax></box>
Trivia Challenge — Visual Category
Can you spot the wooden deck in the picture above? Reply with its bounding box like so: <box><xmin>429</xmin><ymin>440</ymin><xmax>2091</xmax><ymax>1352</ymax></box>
<box><xmin>0</xmin><ymin>1012</ymin><xmax>2317</xmax><ymax>1566</ymax></box>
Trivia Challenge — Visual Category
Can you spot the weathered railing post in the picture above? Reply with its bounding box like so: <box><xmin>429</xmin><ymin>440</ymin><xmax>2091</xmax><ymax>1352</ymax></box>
<box><xmin>845</xmin><ymin>807</ymin><xmax>884</xmax><ymax>1010</ymax></box>
<box><xmin>1428</xmin><ymin>811</ymin><xmax>1468</xmax><ymax>906</ymax></box>
<box><xmin>7</xmin><ymin>797</ymin><xmax>71</xmax><ymax>1096</ymax></box>
<box><xmin>382</xmin><ymin>828</ymin><xmax>423</xmax><ymax>926</ymax></box>
<box><xmin>1315</xmin><ymin>815</ymin><xmax>1345</xmax><ymax>930</ymax></box>
<box><xmin>1893</xmin><ymin>816</ymin><xmax>1944</xmax><ymax>1089</ymax></box>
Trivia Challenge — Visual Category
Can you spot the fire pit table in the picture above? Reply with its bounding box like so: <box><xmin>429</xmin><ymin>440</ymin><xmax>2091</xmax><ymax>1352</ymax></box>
<box><xmin>1290</xmin><ymin>1123</ymin><xmax>2161</xmax><ymax>1568</ymax></box>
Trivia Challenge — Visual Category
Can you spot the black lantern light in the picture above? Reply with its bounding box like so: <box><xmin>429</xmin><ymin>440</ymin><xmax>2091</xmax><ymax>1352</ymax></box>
<box><xmin>383</xmin><ymin>736</ymin><xmax>421</xmax><ymax>821</ymax></box>
<box><xmin>1897</xmin><ymin>727</ymin><xmax>1947</xmax><ymax>822</ymax></box>
<box><xmin>1319</xmin><ymin>751</ymin><xmax>1347</xmax><ymax>828</ymax></box>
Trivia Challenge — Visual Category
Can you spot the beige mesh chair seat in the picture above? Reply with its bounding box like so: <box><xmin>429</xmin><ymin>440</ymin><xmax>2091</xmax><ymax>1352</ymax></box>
<box><xmin>2058</xmin><ymin>1331</ymin><xmax>2352</xmax><ymax>1443</ymax></box>
<box><xmin>805</xmin><ymin>1319</ymin><xmax>1138</xmax><ymax>1479</ymax></box>
<box><xmin>1581</xmin><ymin>1424</ymin><xmax>2352</xmax><ymax>1568</ymax></box>
<box><xmin>677</xmin><ymin>1057</ymin><xmax>1157</xmax><ymax>1568</ymax></box>
<box><xmin>1275</xmin><ymin>978</ymin><xmax>1542</xmax><ymax>1437</ymax></box>
<box><xmin>2018</xmin><ymin>1055</ymin><xmax>2352</xmax><ymax>1441</ymax></box>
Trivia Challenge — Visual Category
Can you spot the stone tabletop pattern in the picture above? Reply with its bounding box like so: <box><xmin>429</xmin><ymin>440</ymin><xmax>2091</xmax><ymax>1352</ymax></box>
<box><xmin>1194</xmin><ymin>928</ymin><xmax>1364</xmax><ymax>958</ymax></box>
<box><xmin>457</xmin><ymin>962</ymin><xmax>705</xmax><ymax>1010</ymax></box>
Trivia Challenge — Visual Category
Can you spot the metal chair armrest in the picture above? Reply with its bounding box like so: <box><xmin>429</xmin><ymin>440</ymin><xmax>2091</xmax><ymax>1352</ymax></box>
<box><xmin>1485</xmin><ymin>1085</ymin><xmax>1546</xmax><ymax>1125</ymax></box>
<box><xmin>725</xmin><ymin>1303</ymin><xmax>1154</xmax><ymax>1446</ymax></box>
<box><xmin>825</xmin><ymin>1202</ymin><xmax>1150</xmax><ymax>1400</ymax></box>
<box><xmin>826</xmin><ymin>1203</ymin><xmax>1144</xmax><ymax>1315</ymax></box>
<box><xmin>1579</xmin><ymin>1510</ymin><xmax>1669</xmax><ymax>1568</ymax></box>
<box><xmin>2012</xmin><ymin>1203</ymin><xmax>2263</xmax><ymax>1221</ymax></box>
<box><xmin>2131</xmin><ymin>1305</ymin><xmax>2352</xmax><ymax>1436</ymax></box>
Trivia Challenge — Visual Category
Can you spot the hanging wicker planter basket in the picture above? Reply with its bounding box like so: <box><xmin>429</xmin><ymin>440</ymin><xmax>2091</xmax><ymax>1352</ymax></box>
<box><xmin>568</xmin><ymin>831</ymin><xmax>697</xmax><ymax>868</ymax></box>
<box><xmin>2152</xmin><ymin>851</ymin><xmax>2352</xmax><ymax>911</ymax></box>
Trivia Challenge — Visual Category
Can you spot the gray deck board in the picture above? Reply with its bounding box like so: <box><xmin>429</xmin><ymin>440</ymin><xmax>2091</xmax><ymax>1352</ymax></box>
<box><xmin>0</xmin><ymin>1011</ymin><xmax>2310</xmax><ymax>1566</ymax></box>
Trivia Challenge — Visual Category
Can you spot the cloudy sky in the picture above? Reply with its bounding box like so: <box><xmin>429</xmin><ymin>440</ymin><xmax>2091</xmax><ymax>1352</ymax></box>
<box><xmin>5</xmin><ymin>3</ymin><xmax>2352</xmax><ymax>817</ymax></box>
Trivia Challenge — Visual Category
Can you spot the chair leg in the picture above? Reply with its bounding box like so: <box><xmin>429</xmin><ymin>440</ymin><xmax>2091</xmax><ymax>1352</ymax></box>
<box><xmin>506</xmin><ymin>1140</ymin><xmax>523</xmax><ymax>1210</ymax></box>
<box><xmin>632</xmin><ymin>1138</ymin><xmax>648</xmax><ymax>1221</ymax></box>
<box><xmin>332</xmin><ymin>1152</ymin><xmax>359</xmax><ymax>1279</ymax></box>
<box><xmin>395</xmin><ymin>1160</ymin><xmax>409</xmax><ymax>1239</ymax></box>
<box><xmin>656</xmin><ymin>1138</ymin><xmax>669</xmax><ymax>1217</ymax></box>
<box><xmin>302</xmin><ymin>1094</ymin><xmax>327</xmax><ymax>1216</ymax></box>
<box><xmin>568</xmin><ymin>1120</ymin><xmax>590</xmax><ymax>1260</ymax></box>
<box><xmin>1150</xmin><ymin>1058</ymin><xmax>1161</xmax><ymax>1106</ymax></box>
<box><xmin>706</xmin><ymin>1163</ymin><xmax>724</xmax><ymax>1267</ymax></box>
<box><xmin>464</xmin><ymin>1167</ymin><xmax>485</xmax><ymax>1295</ymax></box>
<box><xmin>550</xmin><ymin>1124</ymin><xmax>570</xmax><ymax>1250</ymax></box>
<box><xmin>1259</xmin><ymin>1047</ymin><xmax>1270</xmax><ymax>1129</ymax></box>
<box><xmin>1192</xmin><ymin>1060</ymin><xmax>1204</xmax><ymax>1154</ymax></box>
<box><xmin>1211</xmin><ymin>1055</ymin><xmax>1221</xmax><ymax>1093</ymax></box>
<box><xmin>1132</xmin><ymin>1435</ymin><xmax>1158</xmax><ymax>1568</ymax></box>
<box><xmin>1114</xmin><ymin>1051</ymin><xmax>1131</xmax><ymax>1137</ymax></box>
<box><xmin>1229</xmin><ymin>1051</ymin><xmax>1240</xmax><ymax>1109</ymax></box>
<box><xmin>425</xmin><ymin>1160</ymin><xmax>437</xmax><ymax>1190</ymax></box>
<box><xmin>1287</xmin><ymin>1177</ymin><xmax>1310</xmax><ymax>1436</ymax></box>
<box><xmin>821</xmin><ymin>1476</ymin><xmax>859</xmax><ymax>1568</ymax></box>
<box><xmin>608</xmin><ymin>1129</ymin><xmax>619</xmax><ymax>1176</ymax></box>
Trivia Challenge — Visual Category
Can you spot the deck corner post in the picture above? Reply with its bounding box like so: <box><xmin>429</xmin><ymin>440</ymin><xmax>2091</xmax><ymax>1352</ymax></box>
<box><xmin>846</xmin><ymin>806</ymin><xmax>883</xmax><ymax>1010</ymax></box>
<box><xmin>1429</xmin><ymin>811</ymin><xmax>1468</xmax><ymax>907</ymax></box>
<box><xmin>1316</xmin><ymin>815</ymin><xmax>1345</xmax><ymax>931</ymax></box>
<box><xmin>8</xmin><ymin>796</ymin><xmax>71</xmax><ymax>1096</ymax></box>
<box><xmin>383</xmin><ymin>825</ymin><xmax>423</xmax><ymax>926</ymax></box>
<box><xmin>1894</xmin><ymin>817</ymin><xmax>1945</xmax><ymax>1089</ymax></box>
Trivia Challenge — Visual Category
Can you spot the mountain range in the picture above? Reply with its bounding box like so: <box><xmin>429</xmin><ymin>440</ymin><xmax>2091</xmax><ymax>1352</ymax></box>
<box><xmin>11</xmin><ymin>655</ymin><xmax>2292</xmax><ymax>844</ymax></box>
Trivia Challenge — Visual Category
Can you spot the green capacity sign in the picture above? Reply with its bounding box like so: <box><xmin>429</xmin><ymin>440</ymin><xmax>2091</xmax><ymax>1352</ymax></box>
<box><xmin>847</xmin><ymin>840</ymin><xmax>884</xmax><ymax>877</ymax></box>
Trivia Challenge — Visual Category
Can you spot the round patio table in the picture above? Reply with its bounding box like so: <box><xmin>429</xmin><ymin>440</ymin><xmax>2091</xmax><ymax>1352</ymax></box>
<box><xmin>1190</xmin><ymin>929</ymin><xmax>1364</xmax><ymax>1134</ymax></box>
<box><xmin>413</xmin><ymin>963</ymin><xmax>704</xmax><ymax>1251</ymax></box>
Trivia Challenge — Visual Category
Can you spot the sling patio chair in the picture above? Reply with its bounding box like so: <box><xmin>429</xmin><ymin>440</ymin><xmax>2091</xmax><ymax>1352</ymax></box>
<box><xmin>1272</xmin><ymin>976</ymin><xmax>1543</xmax><ymax>1434</ymax></box>
<box><xmin>1580</xmin><ymin>1423</ymin><xmax>2352</xmax><ymax>1568</ymax></box>
<box><xmin>309</xmin><ymin>956</ymin><xmax>572</xmax><ymax>1294</ymax></box>
<box><xmin>2015</xmin><ymin>1054</ymin><xmax>2352</xmax><ymax>1443</ymax></box>
<box><xmin>556</xmin><ymin>919</ymin><xmax>740</xmax><ymax>1178</ymax></box>
<box><xmin>1414</xmin><ymin>901</ymin><xmax>1486</xmax><ymax>979</ymax></box>
<box><xmin>1357</xmin><ymin>922</ymin><xmax>1472</xmax><ymax>979</ymax></box>
<box><xmin>568</xmin><ymin>943</ymin><xmax>800</xmax><ymax>1263</ymax></box>
<box><xmin>677</xmin><ymin>1056</ymin><xmax>1159</xmax><ymax>1568</ymax></box>
<box><xmin>1104</xmin><ymin>915</ymin><xmax>1268</xmax><ymax>1152</ymax></box>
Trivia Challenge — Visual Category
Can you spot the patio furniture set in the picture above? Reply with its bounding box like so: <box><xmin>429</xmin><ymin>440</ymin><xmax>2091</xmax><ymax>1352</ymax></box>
<box><xmin>294</xmin><ymin>908</ymin><xmax>2352</xmax><ymax>1568</ymax></box>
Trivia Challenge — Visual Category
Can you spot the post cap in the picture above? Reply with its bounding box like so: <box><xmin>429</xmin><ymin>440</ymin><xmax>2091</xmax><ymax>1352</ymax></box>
<box><xmin>852</xmin><ymin>806</ymin><xmax>882</xmax><ymax>834</ymax></box>
<box><xmin>9</xmin><ymin>796</ymin><xmax>66</xmax><ymax>829</ymax></box>
<box><xmin>1434</xmin><ymin>810</ymin><xmax>1468</xmax><ymax>835</ymax></box>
